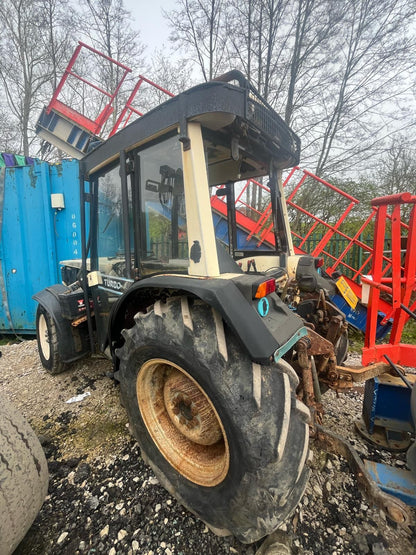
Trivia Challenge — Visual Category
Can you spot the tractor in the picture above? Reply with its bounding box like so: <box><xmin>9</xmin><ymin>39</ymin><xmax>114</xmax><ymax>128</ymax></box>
<box><xmin>34</xmin><ymin>71</ymin><xmax>352</xmax><ymax>543</ymax></box>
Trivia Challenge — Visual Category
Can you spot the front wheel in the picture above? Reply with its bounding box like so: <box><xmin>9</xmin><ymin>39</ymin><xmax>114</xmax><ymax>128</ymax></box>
<box><xmin>36</xmin><ymin>305</ymin><xmax>66</xmax><ymax>374</ymax></box>
<box><xmin>117</xmin><ymin>297</ymin><xmax>311</xmax><ymax>543</ymax></box>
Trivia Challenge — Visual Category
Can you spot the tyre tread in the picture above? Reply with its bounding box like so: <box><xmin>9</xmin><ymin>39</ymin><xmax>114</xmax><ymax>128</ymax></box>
<box><xmin>0</xmin><ymin>395</ymin><xmax>48</xmax><ymax>555</ymax></box>
<box><xmin>118</xmin><ymin>296</ymin><xmax>310</xmax><ymax>543</ymax></box>
<box><xmin>36</xmin><ymin>306</ymin><xmax>66</xmax><ymax>375</ymax></box>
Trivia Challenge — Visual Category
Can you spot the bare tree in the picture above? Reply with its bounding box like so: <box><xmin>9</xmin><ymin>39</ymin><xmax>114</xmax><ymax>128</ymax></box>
<box><xmin>164</xmin><ymin>0</ymin><xmax>416</xmax><ymax>180</ymax></box>
<box><xmin>164</xmin><ymin>0</ymin><xmax>227</xmax><ymax>81</ymax></box>
<box><xmin>149</xmin><ymin>52</ymin><xmax>195</xmax><ymax>95</ymax></box>
<box><xmin>313</xmin><ymin>0</ymin><xmax>416</xmax><ymax>177</ymax></box>
<box><xmin>38</xmin><ymin>0</ymin><xmax>76</xmax><ymax>95</ymax></box>
<box><xmin>0</xmin><ymin>0</ymin><xmax>78</xmax><ymax>156</ymax></box>
<box><xmin>0</xmin><ymin>103</ymin><xmax>20</xmax><ymax>153</ymax></box>
<box><xmin>77</xmin><ymin>0</ymin><xmax>146</xmax><ymax>129</ymax></box>
<box><xmin>0</xmin><ymin>0</ymin><xmax>53</xmax><ymax>155</ymax></box>
<box><xmin>376</xmin><ymin>138</ymin><xmax>416</xmax><ymax>197</ymax></box>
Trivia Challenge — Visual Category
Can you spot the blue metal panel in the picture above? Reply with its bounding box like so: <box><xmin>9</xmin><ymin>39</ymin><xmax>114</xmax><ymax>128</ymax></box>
<box><xmin>364</xmin><ymin>460</ymin><xmax>416</xmax><ymax>506</ymax></box>
<box><xmin>211</xmin><ymin>211</ymin><xmax>273</xmax><ymax>251</ymax></box>
<box><xmin>330</xmin><ymin>293</ymin><xmax>392</xmax><ymax>339</ymax></box>
<box><xmin>363</xmin><ymin>375</ymin><xmax>415</xmax><ymax>434</ymax></box>
<box><xmin>49</xmin><ymin>160</ymin><xmax>82</xmax><ymax>262</ymax></box>
<box><xmin>0</xmin><ymin>159</ymin><xmax>80</xmax><ymax>332</ymax></box>
<box><xmin>0</xmin><ymin>163</ymin><xmax>56</xmax><ymax>331</ymax></box>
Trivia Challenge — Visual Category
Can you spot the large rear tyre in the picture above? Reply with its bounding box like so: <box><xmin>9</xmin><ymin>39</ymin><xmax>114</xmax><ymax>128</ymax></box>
<box><xmin>117</xmin><ymin>297</ymin><xmax>311</xmax><ymax>543</ymax></box>
<box><xmin>36</xmin><ymin>305</ymin><xmax>66</xmax><ymax>374</ymax></box>
<box><xmin>0</xmin><ymin>394</ymin><xmax>49</xmax><ymax>555</ymax></box>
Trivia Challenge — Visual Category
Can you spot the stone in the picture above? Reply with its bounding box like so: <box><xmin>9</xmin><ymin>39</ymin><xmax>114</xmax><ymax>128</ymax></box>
<box><xmin>255</xmin><ymin>531</ymin><xmax>292</xmax><ymax>555</ymax></box>
<box><xmin>74</xmin><ymin>462</ymin><xmax>91</xmax><ymax>483</ymax></box>
<box><xmin>87</xmin><ymin>496</ymin><xmax>99</xmax><ymax>510</ymax></box>
<box><xmin>100</xmin><ymin>525</ymin><xmax>109</xmax><ymax>538</ymax></box>
<box><xmin>57</xmin><ymin>532</ymin><xmax>68</xmax><ymax>544</ymax></box>
<box><xmin>118</xmin><ymin>529</ymin><xmax>128</xmax><ymax>541</ymax></box>
<box><xmin>313</xmin><ymin>484</ymin><xmax>323</xmax><ymax>497</ymax></box>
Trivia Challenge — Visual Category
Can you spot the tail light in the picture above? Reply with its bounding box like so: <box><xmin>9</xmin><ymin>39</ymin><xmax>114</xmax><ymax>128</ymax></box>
<box><xmin>253</xmin><ymin>279</ymin><xmax>276</xmax><ymax>299</ymax></box>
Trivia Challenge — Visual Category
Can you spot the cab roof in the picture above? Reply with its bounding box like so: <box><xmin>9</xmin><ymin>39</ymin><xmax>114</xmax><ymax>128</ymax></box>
<box><xmin>80</xmin><ymin>77</ymin><xmax>300</xmax><ymax>178</ymax></box>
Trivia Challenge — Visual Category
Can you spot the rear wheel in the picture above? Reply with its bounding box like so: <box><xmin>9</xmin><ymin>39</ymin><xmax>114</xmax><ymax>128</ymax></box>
<box><xmin>36</xmin><ymin>305</ymin><xmax>66</xmax><ymax>374</ymax></box>
<box><xmin>117</xmin><ymin>296</ymin><xmax>311</xmax><ymax>543</ymax></box>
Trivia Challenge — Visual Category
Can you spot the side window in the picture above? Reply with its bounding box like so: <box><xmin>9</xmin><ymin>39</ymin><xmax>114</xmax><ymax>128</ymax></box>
<box><xmin>138</xmin><ymin>135</ymin><xmax>188</xmax><ymax>274</ymax></box>
<box><xmin>96</xmin><ymin>164</ymin><xmax>128</xmax><ymax>276</ymax></box>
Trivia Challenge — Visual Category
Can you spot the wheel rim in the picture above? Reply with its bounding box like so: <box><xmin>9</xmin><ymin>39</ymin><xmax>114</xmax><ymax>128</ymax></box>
<box><xmin>137</xmin><ymin>358</ymin><xmax>230</xmax><ymax>487</ymax></box>
<box><xmin>38</xmin><ymin>313</ymin><xmax>50</xmax><ymax>360</ymax></box>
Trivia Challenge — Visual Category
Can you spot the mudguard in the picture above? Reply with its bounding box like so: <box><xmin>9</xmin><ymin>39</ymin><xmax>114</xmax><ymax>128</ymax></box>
<box><xmin>109</xmin><ymin>275</ymin><xmax>307</xmax><ymax>365</ymax></box>
<box><xmin>33</xmin><ymin>285</ymin><xmax>90</xmax><ymax>363</ymax></box>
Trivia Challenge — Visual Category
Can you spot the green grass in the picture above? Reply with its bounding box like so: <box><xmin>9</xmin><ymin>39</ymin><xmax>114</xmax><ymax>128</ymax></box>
<box><xmin>347</xmin><ymin>317</ymin><xmax>416</xmax><ymax>355</ymax></box>
<box><xmin>400</xmin><ymin>318</ymin><xmax>416</xmax><ymax>344</ymax></box>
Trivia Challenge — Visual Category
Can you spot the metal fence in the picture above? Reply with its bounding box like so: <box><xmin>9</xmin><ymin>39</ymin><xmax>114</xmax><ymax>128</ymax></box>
<box><xmin>293</xmin><ymin>232</ymin><xmax>376</xmax><ymax>279</ymax></box>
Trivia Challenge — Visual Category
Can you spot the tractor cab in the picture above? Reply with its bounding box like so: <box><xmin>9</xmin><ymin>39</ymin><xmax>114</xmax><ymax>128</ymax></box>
<box><xmin>34</xmin><ymin>70</ymin><xmax>339</xmax><ymax>543</ymax></box>
<box><xmin>48</xmin><ymin>71</ymin><xmax>314</xmax><ymax>360</ymax></box>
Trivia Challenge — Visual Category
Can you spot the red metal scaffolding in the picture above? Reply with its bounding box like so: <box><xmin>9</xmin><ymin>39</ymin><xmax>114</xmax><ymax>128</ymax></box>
<box><xmin>362</xmin><ymin>193</ymin><xmax>416</xmax><ymax>366</ymax></box>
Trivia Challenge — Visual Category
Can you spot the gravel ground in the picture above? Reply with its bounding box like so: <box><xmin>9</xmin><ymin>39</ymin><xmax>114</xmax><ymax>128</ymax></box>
<box><xmin>1</xmin><ymin>339</ymin><xmax>415</xmax><ymax>555</ymax></box>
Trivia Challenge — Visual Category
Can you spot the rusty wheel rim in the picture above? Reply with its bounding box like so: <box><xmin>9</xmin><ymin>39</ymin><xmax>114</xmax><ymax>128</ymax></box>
<box><xmin>137</xmin><ymin>358</ymin><xmax>229</xmax><ymax>486</ymax></box>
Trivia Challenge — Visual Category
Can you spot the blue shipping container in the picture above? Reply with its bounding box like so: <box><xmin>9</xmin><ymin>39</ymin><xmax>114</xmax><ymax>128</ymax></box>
<box><xmin>0</xmin><ymin>159</ymin><xmax>81</xmax><ymax>333</ymax></box>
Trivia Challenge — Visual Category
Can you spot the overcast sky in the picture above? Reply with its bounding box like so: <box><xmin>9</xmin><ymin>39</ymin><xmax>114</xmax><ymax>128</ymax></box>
<box><xmin>123</xmin><ymin>0</ymin><xmax>177</xmax><ymax>55</ymax></box>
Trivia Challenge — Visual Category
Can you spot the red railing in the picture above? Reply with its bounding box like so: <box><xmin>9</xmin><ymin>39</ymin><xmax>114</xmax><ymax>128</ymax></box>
<box><xmin>109</xmin><ymin>75</ymin><xmax>174</xmax><ymax>137</ymax></box>
<box><xmin>45</xmin><ymin>42</ymin><xmax>173</xmax><ymax>140</ymax></box>
<box><xmin>211</xmin><ymin>170</ymin><xmax>416</xmax><ymax>360</ymax></box>
<box><xmin>362</xmin><ymin>193</ymin><xmax>416</xmax><ymax>365</ymax></box>
<box><xmin>46</xmin><ymin>42</ymin><xmax>132</xmax><ymax>136</ymax></box>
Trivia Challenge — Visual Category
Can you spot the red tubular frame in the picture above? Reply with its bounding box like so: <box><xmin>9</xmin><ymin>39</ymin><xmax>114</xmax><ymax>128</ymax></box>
<box><xmin>45</xmin><ymin>42</ymin><xmax>174</xmax><ymax>140</ymax></box>
<box><xmin>211</xmin><ymin>172</ymin><xmax>415</xmax><ymax>358</ymax></box>
<box><xmin>362</xmin><ymin>194</ymin><xmax>416</xmax><ymax>366</ymax></box>
<box><xmin>46</xmin><ymin>42</ymin><xmax>132</xmax><ymax>135</ymax></box>
<box><xmin>109</xmin><ymin>75</ymin><xmax>174</xmax><ymax>137</ymax></box>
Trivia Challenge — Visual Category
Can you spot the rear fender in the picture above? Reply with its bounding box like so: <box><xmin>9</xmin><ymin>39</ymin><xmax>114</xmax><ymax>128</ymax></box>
<box><xmin>33</xmin><ymin>285</ymin><xmax>90</xmax><ymax>363</ymax></box>
<box><xmin>109</xmin><ymin>275</ymin><xmax>307</xmax><ymax>365</ymax></box>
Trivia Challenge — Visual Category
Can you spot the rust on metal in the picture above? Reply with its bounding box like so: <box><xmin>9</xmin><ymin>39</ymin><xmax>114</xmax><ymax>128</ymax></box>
<box><xmin>71</xmin><ymin>313</ymin><xmax>94</xmax><ymax>326</ymax></box>
<box><xmin>325</xmin><ymin>315</ymin><xmax>344</xmax><ymax>346</ymax></box>
<box><xmin>296</xmin><ymin>339</ymin><xmax>324</xmax><ymax>427</ymax></box>
<box><xmin>136</xmin><ymin>358</ymin><xmax>229</xmax><ymax>487</ymax></box>
<box><xmin>319</xmin><ymin>363</ymin><xmax>391</xmax><ymax>390</ymax></box>
<box><xmin>306</xmin><ymin>328</ymin><xmax>335</xmax><ymax>357</ymax></box>
<box><xmin>164</xmin><ymin>370</ymin><xmax>222</xmax><ymax>445</ymax></box>
<box><xmin>315</xmin><ymin>426</ymin><xmax>413</xmax><ymax>527</ymax></box>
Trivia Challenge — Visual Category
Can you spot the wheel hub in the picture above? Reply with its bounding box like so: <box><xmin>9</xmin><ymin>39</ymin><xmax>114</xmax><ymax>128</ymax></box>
<box><xmin>164</xmin><ymin>371</ymin><xmax>222</xmax><ymax>445</ymax></box>
<box><xmin>136</xmin><ymin>359</ymin><xmax>229</xmax><ymax>487</ymax></box>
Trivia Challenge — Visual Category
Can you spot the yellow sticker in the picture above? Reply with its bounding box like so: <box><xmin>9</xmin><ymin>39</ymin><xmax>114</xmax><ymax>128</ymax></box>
<box><xmin>336</xmin><ymin>276</ymin><xmax>358</xmax><ymax>310</ymax></box>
